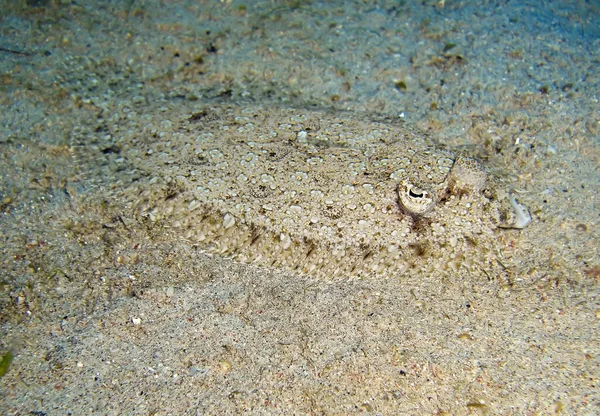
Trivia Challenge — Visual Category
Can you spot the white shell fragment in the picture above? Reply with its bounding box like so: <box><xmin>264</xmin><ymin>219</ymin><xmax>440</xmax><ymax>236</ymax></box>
<box><xmin>223</xmin><ymin>213</ymin><xmax>236</xmax><ymax>229</ymax></box>
<box><xmin>508</xmin><ymin>193</ymin><xmax>532</xmax><ymax>229</ymax></box>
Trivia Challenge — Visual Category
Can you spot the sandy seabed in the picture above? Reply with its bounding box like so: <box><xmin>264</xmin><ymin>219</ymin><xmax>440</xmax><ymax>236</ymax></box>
<box><xmin>0</xmin><ymin>1</ymin><xmax>598</xmax><ymax>414</ymax></box>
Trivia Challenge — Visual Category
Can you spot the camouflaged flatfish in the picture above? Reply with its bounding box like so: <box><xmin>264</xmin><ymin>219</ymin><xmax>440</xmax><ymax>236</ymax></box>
<box><xmin>76</xmin><ymin>105</ymin><xmax>520</xmax><ymax>279</ymax></box>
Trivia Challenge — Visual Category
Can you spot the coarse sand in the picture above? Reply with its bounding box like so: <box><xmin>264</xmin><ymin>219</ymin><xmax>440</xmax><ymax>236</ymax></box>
<box><xmin>0</xmin><ymin>1</ymin><xmax>598</xmax><ymax>414</ymax></box>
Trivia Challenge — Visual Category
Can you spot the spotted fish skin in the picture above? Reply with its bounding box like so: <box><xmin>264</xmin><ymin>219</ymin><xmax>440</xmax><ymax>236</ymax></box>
<box><xmin>79</xmin><ymin>105</ymin><xmax>507</xmax><ymax>279</ymax></box>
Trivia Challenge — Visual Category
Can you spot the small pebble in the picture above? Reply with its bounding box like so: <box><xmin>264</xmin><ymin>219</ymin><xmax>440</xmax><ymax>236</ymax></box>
<box><xmin>218</xmin><ymin>360</ymin><xmax>232</xmax><ymax>374</ymax></box>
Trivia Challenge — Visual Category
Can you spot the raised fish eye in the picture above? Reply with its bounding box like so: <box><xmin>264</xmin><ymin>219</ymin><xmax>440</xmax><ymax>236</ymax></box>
<box><xmin>398</xmin><ymin>181</ymin><xmax>436</xmax><ymax>215</ymax></box>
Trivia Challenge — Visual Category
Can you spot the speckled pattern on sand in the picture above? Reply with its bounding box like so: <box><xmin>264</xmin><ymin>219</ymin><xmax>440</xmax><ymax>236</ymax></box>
<box><xmin>2</xmin><ymin>1</ymin><xmax>598</xmax><ymax>414</ymax></box>
<box><xmin>75</xmin><ymin>104</ymin><xmax>515</xmax><ymax>279</ymax></box>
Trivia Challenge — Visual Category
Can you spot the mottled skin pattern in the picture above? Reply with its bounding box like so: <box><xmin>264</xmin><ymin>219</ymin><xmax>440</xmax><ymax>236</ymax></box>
<box><xmin>78</xmin><ymin>105</ymin><xmax>513</xmax><ymax>279</ymax></box>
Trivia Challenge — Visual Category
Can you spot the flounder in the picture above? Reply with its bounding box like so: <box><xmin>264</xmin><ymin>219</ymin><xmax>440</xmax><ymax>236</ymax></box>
<box><xmin>75</xmin><ymin>105</ymin><xmax>521</xmax><ymax>279</ymax></box>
